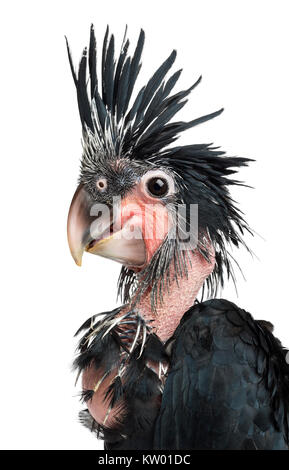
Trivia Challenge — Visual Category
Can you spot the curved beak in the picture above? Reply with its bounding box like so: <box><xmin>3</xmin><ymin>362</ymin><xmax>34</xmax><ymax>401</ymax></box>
<box><xmin>67</xmin><ymin>185</ymin><xmax>146</xmax><ymax>268</ymax></box>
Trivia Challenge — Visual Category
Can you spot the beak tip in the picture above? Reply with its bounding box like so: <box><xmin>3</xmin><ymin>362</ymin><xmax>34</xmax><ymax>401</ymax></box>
<box><xmin>71</xmin><ymin>250</ymin><xmax>83</xmax><ymax>267</ymax></box>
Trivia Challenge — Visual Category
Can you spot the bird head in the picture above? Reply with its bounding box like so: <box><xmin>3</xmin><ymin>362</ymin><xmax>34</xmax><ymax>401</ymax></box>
<box><xmin>66</xmin><ymin>26</ymin><xmax>252</xmax><ymax>309</ymax></box>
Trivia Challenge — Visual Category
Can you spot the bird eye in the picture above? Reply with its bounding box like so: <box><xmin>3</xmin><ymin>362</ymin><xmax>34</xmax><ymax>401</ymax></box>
<box><xmin>146</xmin><ymin>177</ymin><xmax>169</xmax><ymax>198</ymax></box>
<box><xmin>96</xmin><ymin>178</ymin><xmax>107</xmax><ymax>192</ymax></box>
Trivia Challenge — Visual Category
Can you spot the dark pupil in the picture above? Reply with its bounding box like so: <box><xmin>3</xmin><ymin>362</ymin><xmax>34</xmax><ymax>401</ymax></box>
<box><xmin>147</xmin><ymin>177</ymin><xmax>168</xmax><ymax>197</ymax></box>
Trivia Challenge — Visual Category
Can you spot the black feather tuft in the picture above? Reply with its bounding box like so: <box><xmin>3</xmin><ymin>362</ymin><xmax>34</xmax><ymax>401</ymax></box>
<box><xmin>105</xmin><ymin>375</ymin><xmax>124</xmax><ymax>408</ymax></box>
<box><xmin>88</xmin><ymin>24</ymin><xmax>98</xmax><ymax>99</ymax></box>
<box><xmin>80</xmin><ymin>389</ymin><xmax>94</xmax><ymax>403</ymax></box>
<box><xmin>143</xmin><ymin>334</ymin><xmax>168</xmax><ymax>363</ymax></box>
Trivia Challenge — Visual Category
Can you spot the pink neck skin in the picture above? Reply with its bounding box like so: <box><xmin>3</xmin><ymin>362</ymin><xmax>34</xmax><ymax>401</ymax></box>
<box><xmin>82</xmin><ymin>249</ymin><xmax>215</xmax><ymax>427</ymax></box>
<box><xmin>120</xmin><ymin>189</ymin><xmax>215</xmax><ymax>341</ymax></box>
<box><xmin>130</xmin><ymin>250</ymin><xmax>215</xmax><ymax>342</ymax></box>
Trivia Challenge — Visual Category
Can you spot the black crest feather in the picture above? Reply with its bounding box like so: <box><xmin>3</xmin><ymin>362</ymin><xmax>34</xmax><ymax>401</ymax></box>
<box><xmin>66</xmin><ymin>25</ymin><xmax>253</xmax><ymax>302</ymax></box>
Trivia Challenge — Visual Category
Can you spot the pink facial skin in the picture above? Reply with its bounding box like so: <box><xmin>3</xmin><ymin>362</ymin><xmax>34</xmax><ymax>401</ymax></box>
<box><xmin>118</xmin><ymin>185</ymin><xmax>172</xmax><ymax>268</ymax></box>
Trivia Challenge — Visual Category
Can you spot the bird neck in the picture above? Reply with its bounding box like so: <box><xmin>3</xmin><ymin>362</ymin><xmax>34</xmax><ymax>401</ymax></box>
<box><xmin>131</xmin><ymin>250</ymin><xmax>215</xmax><ymax>342</ymax></box>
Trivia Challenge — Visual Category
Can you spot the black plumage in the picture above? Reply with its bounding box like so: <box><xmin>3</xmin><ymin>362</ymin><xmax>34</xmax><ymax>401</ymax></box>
<box><xmin>74</xmin><ymin>308</ymin><xmax>165</xmax><ymax>449</ymax></box>
<box><xmin>66</xmin><ymin>26</ymin><xmax>289</xmax><ymax>450</ymax></box>
<box><xmin>154</xmin><ymin>299</ymin><xmax>289</xmax><ymax>450</ymax></box>
<box><xmin>74</xmin><ymin>300</ymin><xmax>289</xmax><ymax>449</ymax></box>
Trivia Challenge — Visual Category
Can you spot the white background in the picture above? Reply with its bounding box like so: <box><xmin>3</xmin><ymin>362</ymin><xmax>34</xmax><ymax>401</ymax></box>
<box><xmin>0</xmin><ymin>0</ymin><xmax>288</xmax><ymax>450</ymax></box>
